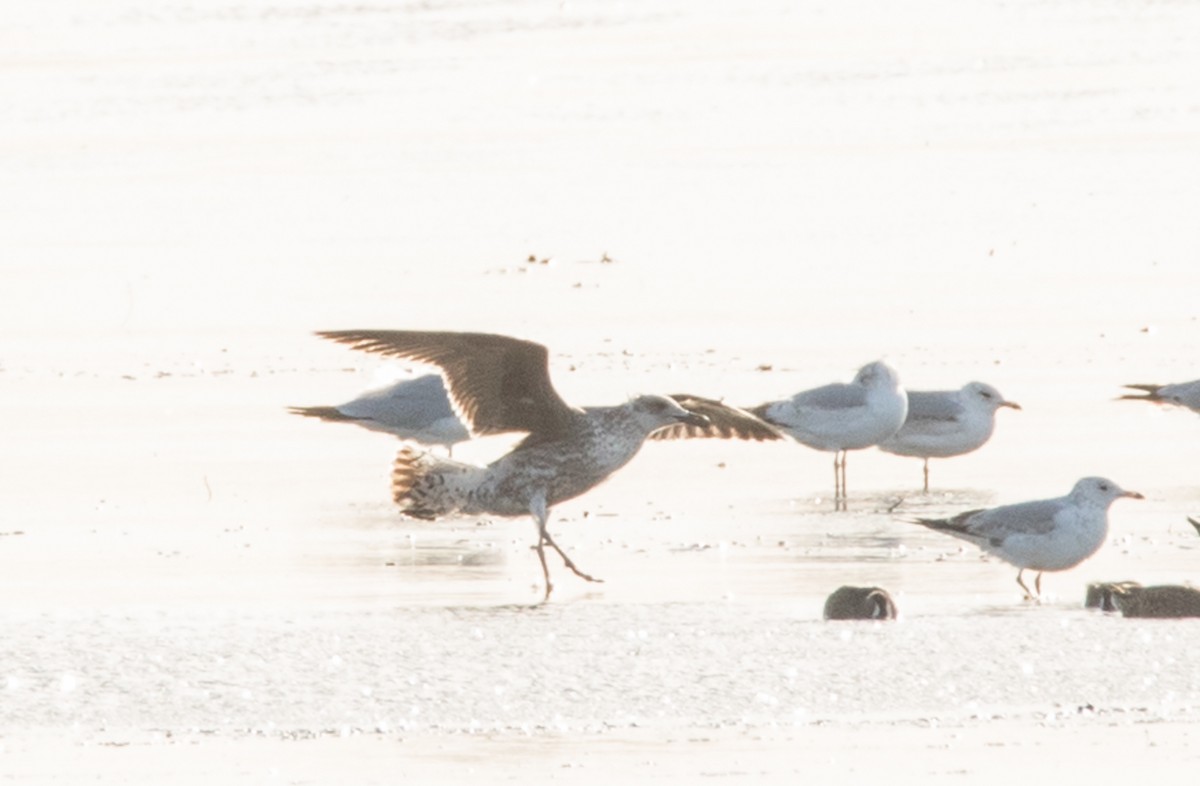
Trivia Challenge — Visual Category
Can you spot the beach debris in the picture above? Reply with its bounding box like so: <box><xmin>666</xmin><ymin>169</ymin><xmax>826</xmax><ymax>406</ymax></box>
<box><xmin>1106</xmin><ymin>584</ymin><xmax>1200</xmax><ymax>618</ymax></box>
<box><xmin>1084</xmin><ymin>581</ymin><xmax>1143</xmax><ymax>612</ymax></box>
<box><xmin>823</xmin><ymin>586</ymin><xmax>898</xmax><ymax>620</ymax></box>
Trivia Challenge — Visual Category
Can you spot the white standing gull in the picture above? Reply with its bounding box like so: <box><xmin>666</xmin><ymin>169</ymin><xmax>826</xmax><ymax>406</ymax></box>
<box><xmin>1118</xmin><ymin>379</ymin><xmax>1200</xmax><ymax>414</ymax></box>
<box><xmin>878</xmin><ymin>381</ymin><xmax>1020</xmax><ymax>492</ymax></box>
<box><xmin>312</xmin><ymin>329</ymin><xmax>783</xmax><ymax>600</ymax></box>
<box><xmin>289</xmin><ymin>374</ymin><xmax>471</xmax><ymax>454</ymax></box>
<box><xmin>909</xmin><ymin>477</ymin><xmax>1143</xmax><ymax>600</ymax></box>
<box><xmin>751</xmin><ymin>361</ymin><xmax>907</xmax><ymax>509</ymax></box>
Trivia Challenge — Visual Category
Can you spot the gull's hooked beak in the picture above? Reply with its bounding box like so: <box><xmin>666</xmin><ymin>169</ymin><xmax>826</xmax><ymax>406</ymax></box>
<box><xmin>676</xmin><ymin>410</ymin><xmax>711</xmax><ymax>428</ymax></box>
<box><xmin>1122</xmin><ymin>489</ymin><xmax>1146</xmax><ymax>500</ymax></box>
<box><xmin>1001</xmin><ymin>400</ymin><xmax>1022</xmax><ymax>411</ymax></box>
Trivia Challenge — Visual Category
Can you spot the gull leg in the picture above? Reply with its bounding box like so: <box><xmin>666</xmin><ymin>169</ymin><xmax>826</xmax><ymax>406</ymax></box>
<box><xmin>1016</xmin><ymin>569</ymin><xmax>1035</xmax><ymax>601</ymax></box>
<box><xmin>529</xmin><ymin>498</ymin><xmax>554</xmax><ymax>601</ymax></box>
<box><xmin>541</xmin><ymin>529</ymin><xmax>603</xmax><ymax>585</ymax></box>
<box><xmin>529</xmin><ymin>493</ymin><xmax>602</xmax><ymax>602</ymax></box>
<box><xmin>832</xmin><ymin>451</ymin><xmax>848</xmax><ymax>511</ymax></box>
<box><xmin>840</xmin><ymin>451</ymin><xmax>849</xmax><ymax>501</ymax></box>
<box><xmin>841</xmin><ymin>451</ymin><xmax>848</xmax><ymax>500</ymax></box>
<box><xmin>840</xmin><ymin>451</ymin><xmax>849</xmax><ymax>513</ymax></box>
<box><xmin>1035</xmin><ymin>572</ymin><xmax>1043</xmax><ymax>598</ymax></box>
<box><xmin>922</xmin><ymin>459</ymin><xmax>930</xmax><ymax>493</ymax></box>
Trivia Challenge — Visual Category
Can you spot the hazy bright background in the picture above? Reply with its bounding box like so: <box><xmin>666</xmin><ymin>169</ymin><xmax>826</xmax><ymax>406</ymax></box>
<box><xmin>2</xmin><ymin>1</ymin><xmax>1199</xmax><ymax>782</ymax></box>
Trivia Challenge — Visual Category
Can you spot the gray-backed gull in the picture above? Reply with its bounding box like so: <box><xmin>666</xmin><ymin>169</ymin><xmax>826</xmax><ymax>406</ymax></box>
<box><xmin>909</xmin><ymin>477</ymin><xmax>1143</xmax><ymax>600</ymax></box>
<box><xmin>878</xmin><ymin>381</ymin><xmax>1020</xmax><ymax>492</ymax></box>
<box><xmin>289</xmin><ymin>374</ymin><xmax>471</xmax><ymax>454</ymax></box>
<box><xmin>750</xmin><ymin>361</ymin><xmax>907</xmax><ymax>509</ymax></box>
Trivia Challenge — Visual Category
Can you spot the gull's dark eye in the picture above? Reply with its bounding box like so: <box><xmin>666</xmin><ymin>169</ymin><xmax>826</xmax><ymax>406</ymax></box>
<box><xmin>1099</xmin><ymin>482</ymin><xmax>1110</xmax><ymax>492</ymax></box>
<box><xmin>647</xmin><ymin>398</ymin><xmax>669</xmax><ymax>413</ymax></box>
<box><xmin>981</xmin><ymin>391</ymin><xmax>993</xmax><ymax>399</ymax></box>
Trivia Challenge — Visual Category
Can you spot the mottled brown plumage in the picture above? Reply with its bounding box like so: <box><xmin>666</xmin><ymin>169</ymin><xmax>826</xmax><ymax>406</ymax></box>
<box><xmin>313</xmin><ymin>329</ymin><xmax>780</xmax><ymax>599</ymax></box>
<box><xmin>316</xmin><ymin>330</ymin><xmax>579</xmax><ymax>438</ymax></box>
<box><xmin>652</xmin><ymin>394</ymin><xmax>785</xmax><ymax>442</ymax></box>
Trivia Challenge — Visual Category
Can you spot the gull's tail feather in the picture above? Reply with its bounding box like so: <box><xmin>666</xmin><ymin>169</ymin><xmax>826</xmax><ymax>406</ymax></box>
<box><xmin>1117</xmin><ymin>384</ymin><xmax>1163</xmax><ymax>402</ymax></box>
<box><xmin>909</xmin><ymin>509</ymin><xmax>984</xmax><ymax>536</ymax></box>
<box><xmin>391</xmin><ymin>445</ymin><xmax>484</xmax><ymax>519</ymax></box>
<box><xmin>911</xmin><ymin>516</ymin><xmax>960</xmax><ymax>533</ymax></box>
<box><xmin>288</xmin><ymin>405</ymin><xmax>357</xmax><ymax>423</ymax></box>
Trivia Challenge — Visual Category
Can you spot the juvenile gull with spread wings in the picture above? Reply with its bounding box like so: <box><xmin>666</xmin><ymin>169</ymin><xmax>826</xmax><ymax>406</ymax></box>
<box><xmin>909</xmin><ymin>477</ymin><xmax>1143</xmax><ymax>600</ymax></box>
<box><xmin>314</xmin><ymin>330</ymin><xmax>783</xmax><ymax>599</ymax></box>
<box><xmin>750</xmin><ymin>361</ymin><xmax>907</xmax><ymax>509</ymax></box>
<box><xmin>878</xmin><ymin>381</ymin><xmax>1020</xmax><ymax>492</ymax></box>
<box><xmin>289</xmin><ymin>374</ymin><xmax>471</xmax><ymax>454</ymax></box>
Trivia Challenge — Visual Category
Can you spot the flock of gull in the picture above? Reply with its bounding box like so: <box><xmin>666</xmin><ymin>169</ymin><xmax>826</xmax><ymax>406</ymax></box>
<box><xmin>291</xmin><ymin>329</ymin><xmax>1199</xmax><ymax>613</ymax></box>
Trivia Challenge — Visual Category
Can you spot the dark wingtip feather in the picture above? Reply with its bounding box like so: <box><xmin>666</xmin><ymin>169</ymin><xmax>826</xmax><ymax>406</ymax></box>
<box><xmin>287</xmin><ymin>405</ymin><xmax>355</xmax><ymax>422</ymax></box>
<box><xmin>652</xmin><ymin>394</ymin><xmax>786</xmax><ymax>442</ymax></box>
<box><xmin>907</xmin><ymin>511</ymin><xmax>980</xmax><ymax>535</ymax></box>
<box><xmin>1117</xmin><ymin>384</ymin><xmax>1164</xmax><ymax>403</ymax></box>
<box><xmin>315</xmin><ymin>330</ymin><xmax>406</xmax><ymax>357</ymax></box>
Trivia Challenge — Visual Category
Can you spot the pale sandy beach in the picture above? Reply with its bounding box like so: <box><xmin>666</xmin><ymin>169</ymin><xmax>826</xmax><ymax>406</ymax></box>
<box><xmin>3</xmin><ymin>0</ymin><xmax>1200</xmax><ymax>782</ymax></box>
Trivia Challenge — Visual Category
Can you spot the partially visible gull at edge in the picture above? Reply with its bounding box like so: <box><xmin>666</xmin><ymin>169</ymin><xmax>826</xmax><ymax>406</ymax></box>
<box><xmin>310</xmin><ymin>329</ymin><xmax>784</xmax><ymax>600</ymax></box>
<box><xmin>1118</xmin><ymin>379</ymin><xmax>1200</xmax><ymax>414</ymax></box>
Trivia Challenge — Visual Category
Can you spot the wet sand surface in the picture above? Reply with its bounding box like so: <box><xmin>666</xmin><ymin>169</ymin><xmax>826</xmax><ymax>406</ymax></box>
<box><xmin>4</xmin><ymin>0</ymin><xmax>1200</xmax><ymax>782</ymax></box>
